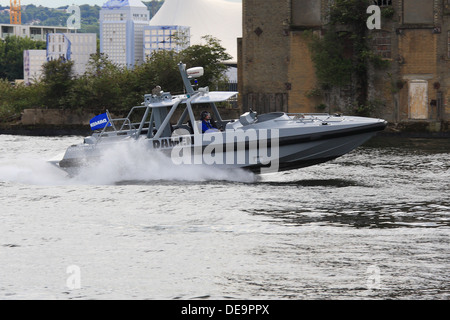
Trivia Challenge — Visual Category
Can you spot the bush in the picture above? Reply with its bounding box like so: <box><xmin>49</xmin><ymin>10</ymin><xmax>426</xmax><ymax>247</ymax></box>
<box><xmin>0</xmin><ymin>35</ymin><xmax>231</xmax><ymax>120</ymax></box>
<box><xmin>0</xmin><ymin>80</ymin><xmax>45</xmax><ymax>121</ymax></box>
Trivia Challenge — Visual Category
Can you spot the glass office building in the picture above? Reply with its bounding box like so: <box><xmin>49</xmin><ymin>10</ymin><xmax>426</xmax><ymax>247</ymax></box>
<box><xmin>143</xmin><ymin>25</ymin><xmax>190</xmax><ymax>59</ymax></box>
<box><xmin>100</xmin><ymin>0</ymin><xmax>150</xmax><ymax>67</ymax></box>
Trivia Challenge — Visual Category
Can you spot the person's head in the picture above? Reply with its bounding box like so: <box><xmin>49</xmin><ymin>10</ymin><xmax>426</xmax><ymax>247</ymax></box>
<box><xmin>201</xmin><ymin>111</ymin><xmax>211</xmax><ymax>121</ymax></box>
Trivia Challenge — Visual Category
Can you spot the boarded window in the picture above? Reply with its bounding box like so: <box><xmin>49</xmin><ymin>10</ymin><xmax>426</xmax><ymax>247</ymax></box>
<box><xmin>409</xmin><ymin>80</ymin><xmax>428</xmax><ymax>120</ymax></box>
<box><xmin>403</xmin><ymin>0</ymin><xmax>434</xmax><ymax>24</ymax></box>
<box><xmin>373</xmin><ymin>0</ymin><xmax>392</xmax><ymax>6</ymax></box>
<box><xmin>291</xmin><ymin>0</ymin><xmax>321</xmax><ymax>27</ymax></box>
<box><xmin>371</xmin><ymin>31</ymin><xmax>391</xmax><ymax>59</ymax></box>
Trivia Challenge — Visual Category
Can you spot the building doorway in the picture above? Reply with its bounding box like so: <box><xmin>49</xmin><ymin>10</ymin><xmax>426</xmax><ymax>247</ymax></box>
<box><xmin>408</xmin><ymin>80</ymin><xmax>428</xmax><ymax>120</ymax></box>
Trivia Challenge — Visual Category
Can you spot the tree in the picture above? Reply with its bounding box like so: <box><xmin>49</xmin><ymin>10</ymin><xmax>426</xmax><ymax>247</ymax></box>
<box><xmin>307</xmin><ymin>0</ymin><xmax>389</xmax><ymax>116</ymax></box>
<box><xmin>0</xmin><ymin>36</ymin><xmax>46</xmax><ymax>81</ymax></box>
<box><xmin>2</xmin><ymin>34</ymin><xmax>233</xmax><ymax>118</ymax></box>
<box><xmin>138</xmin><ymin>50</ymin><xmax>181</xmax><ymax>94</ymax></box>
<box><xmin>180</xmin><ymin>35</ymin><xmax>232</xmax><ymax>88</ymax></box>
<box><xmin>308</xmin><ymin>30</ymin><xmax>353</xmax><ymax>88</ymax></box>
<box><xmin>65</xmin><ymin>53</ymin><xmax>136</xmax><ymax>114</ymax></box>
<box><xmin>84</xmin><ymin>52</ymin><xmax>119</xmax><ymax>77</ymax></box>
<box><xmin>0</xmin><ymin>80</ymin><xmax>45</xmax><ymax>121</ymax></box>
<box><xmin>41</xmin><ymin>57</ymin><xmax>75</xmax><ymax>109</ymax></box>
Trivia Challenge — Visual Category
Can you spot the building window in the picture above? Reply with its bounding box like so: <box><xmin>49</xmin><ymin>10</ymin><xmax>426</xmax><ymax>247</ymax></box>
<box><xmin>291</xmin><ymin>0</ymin><xmax>321</xmax><ymax>27</ymax></box>
<box><xmin>373</xmin><ymin>0</ymin><xmax>392</xmax><ymax>6</ymax></box>
<box><xmin>403</xmin><ymin>0</ymin><xmax>434</xmax><ymax>24</ymax></box>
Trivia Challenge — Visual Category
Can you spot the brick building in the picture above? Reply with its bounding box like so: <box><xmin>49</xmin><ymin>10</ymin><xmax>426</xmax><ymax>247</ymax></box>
<box><xmin>239</xmin><ymin>0</ymin><xmax>450</xmax><ymax>127</ymax></box>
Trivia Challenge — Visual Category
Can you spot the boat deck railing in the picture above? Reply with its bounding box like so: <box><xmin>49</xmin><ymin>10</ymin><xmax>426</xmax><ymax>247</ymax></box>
<box><xmin>92</xmin><ymin>107</ymin><xmax>154</xmax><ymax>144</ymax></box>
<box><xmin>281</xmin><ymin>113</ymin><xmax>344</xmax><ymax>124</ymax></box>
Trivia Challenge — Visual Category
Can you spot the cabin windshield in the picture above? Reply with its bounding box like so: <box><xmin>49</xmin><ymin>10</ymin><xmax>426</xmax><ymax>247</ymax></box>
<box><xmin>148</xmin><ymin>101</ymin><xmax>228</xmax><ymax>139</ymax></box>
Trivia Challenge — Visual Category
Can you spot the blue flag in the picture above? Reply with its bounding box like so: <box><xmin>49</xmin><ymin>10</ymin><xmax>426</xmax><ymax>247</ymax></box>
<box><xmin>90</xmin><ymin>113</ymin><xmax>112</xmax><ymax>131</ymax></box>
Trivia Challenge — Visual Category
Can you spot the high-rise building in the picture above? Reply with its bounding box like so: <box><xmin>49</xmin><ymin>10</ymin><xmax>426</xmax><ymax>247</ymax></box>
<box><xmin>47</xmin><ymin>33</ymin><xmax>97</xmax><ymax>76</ymax></box>
<box><xmin>23</xmin><ymin>49</ymin><xmax>47</xmax><ymax>84</ymax></box>
<box><xmin>143</xmin><ymin>25</ymin><xmax>190</xmax><ymax>59</ymax></box>
<box><xmin>149</xmin><ymin>0</ymin><xmax>242</xmax><ymax>64</ymax></box>
<box><xmin>100</xmin><ymin>0</ymin><xmax>150</xmax><ymax>68</ymax></box>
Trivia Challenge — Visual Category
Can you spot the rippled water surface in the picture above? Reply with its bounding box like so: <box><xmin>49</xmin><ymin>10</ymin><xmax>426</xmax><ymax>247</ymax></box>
<box><xmin>0</xmin><ymin>134</ymin><xmax>448</xmax><ymax>300</ymax></box>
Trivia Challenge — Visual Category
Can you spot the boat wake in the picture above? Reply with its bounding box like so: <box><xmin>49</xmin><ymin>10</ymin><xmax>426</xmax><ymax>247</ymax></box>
<box><xmin>0</xmin><ymin>140</ymin><xmax>256</xmax><ymax>186</ymax></box>
<box><xmin>73</xmin><ymin>139</ymin><xmax>257</xmax><ymax>185</ymax></box>
<box><xmin>0</xmin><ymin>157</ymin><xmax>68</xmax><ymax>186</ymax></box>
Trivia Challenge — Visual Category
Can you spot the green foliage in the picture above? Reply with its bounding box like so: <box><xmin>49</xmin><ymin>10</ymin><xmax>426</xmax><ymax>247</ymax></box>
<box><xmin>0</xmin><ymin>34</ymin><xmax>230</xmax><ymax>118</ymax></box>
<box><xmin>306</xmin><ymin>0</ymin><xmax>390</xmax><ymax>115</ymax></box>
<box><xmin>308</xmin><ymin>30</ymin><xmax>353</xmax><ymax>87</ymax></box>
<box><xmin>0</xmin><ymin>4</ymin><xmax>102</xmax><ymax>34</ymax></box>
<box><xmin>350</xmin><ymin>99</ymin><xmax>384</xmax><ymax>117</ymax></box>
<box><xmin>66</xmin><ymin>53</ymin><xmax>127</xmax><ymax>114</ymax></box>
<box><xmin>0</xmin><ymin>79</ymin><xmax>45</xmax><ymax>121</ymax></box>
<box><xmin>328</xmin><ymin>0</ymin><xmax>370</xmax><ymax>26</ymax></box>
<box><xmin>0</xmin><ymin>36</ymin><xmax>46</xmax><ymax>81</ymax></box>
<box><xmin>180</xmin><ymin>35</ymin><xmax>232</xmax><ymax>88</ymax></box>
<box><xmin>381</xmin><ymin>6</ymin><xmax>395</xmax><ymax>19</ymax></box>
<box><xmin>41</xmin><ymin>58</ymin><xmax>75</xmax><ymax>109</ymax></box>
<box><xmin>0</xmin><ymin>80</ymin><xmax>16</xmax><ymax>120</ymax></box>
<box><xmin>136</xmin><ymin>36</ymin><xmax>232</xmax><ymax>97</ymax></box>
<box><xmin>140</xmin><ymin>50</ymin><xmax>182</xmax><ymax>94</ymax></box>
<box><xmin>315</xmin><ymin>103</ymin><xmax>328</xmax><ymax>112</ymax></box>
<box><xmin>305</xmin><ymin>87</ymin><xmax>323</xmax><ymax>98</ymax></box>
<box><xmin>0</xmin><ymin>3</ymin><xmax>173</xmax><ymax>119</ymax></box>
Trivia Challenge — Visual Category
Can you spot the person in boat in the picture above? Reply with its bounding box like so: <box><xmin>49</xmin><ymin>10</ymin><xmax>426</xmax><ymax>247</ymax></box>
<box><xmin>200</xmin><ymin>111</ymin><xmax>220</xmax><ymax>133</ymax></box>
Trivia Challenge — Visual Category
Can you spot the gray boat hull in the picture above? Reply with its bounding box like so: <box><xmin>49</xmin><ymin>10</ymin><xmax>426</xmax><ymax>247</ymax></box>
<box><xmin>58</xmin><ymin>119</ymin><xmax>386</xmax><ymax>174</ymax></box>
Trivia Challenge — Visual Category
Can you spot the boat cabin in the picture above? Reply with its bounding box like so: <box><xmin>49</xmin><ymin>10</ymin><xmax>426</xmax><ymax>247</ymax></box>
<box><xmin>90</xmin><ymin>63</ymin><xmax>237</xmax><ymax>143</ymax></box>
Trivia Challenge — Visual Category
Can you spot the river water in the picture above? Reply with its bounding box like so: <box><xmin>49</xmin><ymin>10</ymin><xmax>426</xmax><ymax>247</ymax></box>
<box><xmin>0</xmin><ymin>134</ymin><xmax>448</xmax><ymax>300</ymax></box>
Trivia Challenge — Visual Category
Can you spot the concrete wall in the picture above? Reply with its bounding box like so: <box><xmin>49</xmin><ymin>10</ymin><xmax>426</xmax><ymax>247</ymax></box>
<box><xmin>21</xmin><ymin>109</ymin><xmax>95</xmax><ymax>126</ymax></box>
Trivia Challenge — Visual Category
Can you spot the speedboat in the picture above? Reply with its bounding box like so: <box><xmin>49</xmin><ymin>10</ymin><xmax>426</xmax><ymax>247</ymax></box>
<box><xmin>57</xmin><ymin>62</ymin><xmax>387</xmax><ymax>174</ymax></box>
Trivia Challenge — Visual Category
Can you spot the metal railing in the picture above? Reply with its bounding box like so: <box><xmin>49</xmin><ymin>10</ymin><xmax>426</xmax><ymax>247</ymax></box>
<box><xmin>280</xmin><ymin>113</ymin><xmax>344</xmax><ymax>124</ymax></box>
